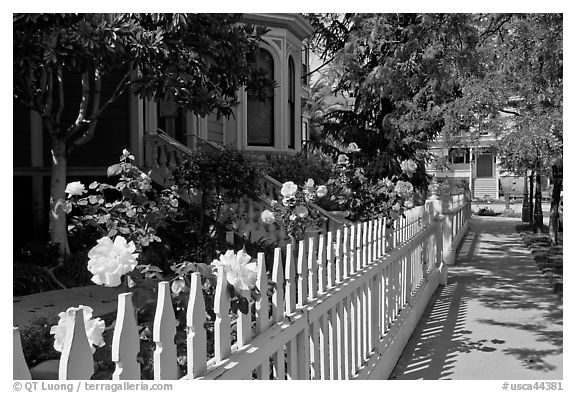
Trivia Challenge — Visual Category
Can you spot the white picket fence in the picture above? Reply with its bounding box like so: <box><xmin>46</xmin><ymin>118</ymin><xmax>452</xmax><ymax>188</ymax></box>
<box><xmin>13</xmin><ymin>194</ymin><xmax>471</xmax><ymax>380</ymax></box>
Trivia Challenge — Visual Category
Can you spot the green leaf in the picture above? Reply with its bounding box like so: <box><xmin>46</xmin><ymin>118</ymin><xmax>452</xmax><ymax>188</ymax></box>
<box><xmin>107</xmin><ymin>164</ymin><xmax>122</xmax><ymax>177</ymax></box>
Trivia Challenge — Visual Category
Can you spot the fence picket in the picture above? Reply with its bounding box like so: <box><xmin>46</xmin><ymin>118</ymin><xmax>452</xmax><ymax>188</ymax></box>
<box><xmin>13</xmin><ymin>327</ymin><xmax>31</xmax><ymax>380</ymax></box>
<box><xmin>318</xmin><ymin>234</ymin><xmax>327</xmax><ymax>293</ymax></box>
<box><xmin>356</xmin><ymin>223</ymin><xmax>363</xmax><ymax>271</ymax></box>
<box><xmin>272</xmin><ymin>248</ymin><xmax>285</xmax><ymax>322</ymax></box>
<box><xmin>286</xmin><ymin>339</ymin><xmax>298</xmax><ymax>380</ymax></box>
<box><xmin>153</xmin><ymin>282</ymin><xmax>178</xmax><ymax>380</ymax></box>
<box><xmin>187</xmin><ymin>273</ymin><xmax>207</xmax><ymax>378</ymax></box>
<box><xmin>285</xmin><ymin>243</ymin><xmax>296</xmax><ymax>315</ymax></box>
<box><xmin>255</xmin><ymin>253</ymin><xmax>270</xmax><ymax>335</ymax></box>
<box><xmin>297</xmin><ymin>240</ymin><xmax>308</xmax><ymax>306</ymax></box>
<box><xmin>326</xmin><ymin>231</ymin><xmax>335</xmax><ymax>288</ymax></box>
<box><xmin>214</xmin><ymin>266</ymin><xmax>231</xmax><ymax>362</ymax></box>
<box><xmin>319</xmin><ymin>314</ymin><xmax>330</xmax><ymax>379</ymax></box>
<box><xmin>307</xmin><ymin>236</ymin><xmax>318</xmax><ymax>301</ymax></box>
<box><xmin>112</xmin><ymin>293</ymin><xmax>140</xmax><ymax>380</ymax></box>
<box><xmin>349</xmin><ymin>225</ymin><xmax>356</xmax><ymax>275</ymax></box>
<box><xmin>335</xmin><ymin>229</ymin><xmax>343</xmax><ymax>283</ymax></box>
<box><xmin>59</xmin><ymin>307</ymin><xmax>94</xmax><ymax>380</ymax></box>
<box><xmin>362</xmin><ymin>221</ymin><xmax>369</xmax><ymax>268</ymax></box>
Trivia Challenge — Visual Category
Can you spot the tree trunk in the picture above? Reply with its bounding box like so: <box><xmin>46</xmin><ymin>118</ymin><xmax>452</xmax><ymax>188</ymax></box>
<box><xmin>49</xmin><ymin>137</ymin><xmax>70</xmax><ymax>258</ymax></box>
<box><xmin>533</xmin><ymin>171</ymin><xmax>544</xmax><ymax>233</ymax></box>
<box><xmin>549</xmin><ymin>158</ymin><xmax>562</xmax><ymax>245</ymax></box>
<box><xmin>529</xmin><ymin>172</ymin><xmax>534</xmax><ymax>224</ymax></box>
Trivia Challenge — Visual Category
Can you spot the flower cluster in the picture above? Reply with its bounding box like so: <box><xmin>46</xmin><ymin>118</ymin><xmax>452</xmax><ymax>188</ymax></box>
<box><xmin>50</xmin><ymin>305</ymin><xmax>106</xmax><ymax>353</ymax></box>
<box><xmin>261</xmin><ymin>179</ymin><xmax>328</xmax><ymax>241</ymax></box>
<box><xmin>320</xmin><ymin>153</ymin><xmax>416</xmax><ymax>224</ymax></box>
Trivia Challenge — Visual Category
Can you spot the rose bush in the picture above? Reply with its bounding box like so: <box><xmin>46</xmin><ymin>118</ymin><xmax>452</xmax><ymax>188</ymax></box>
<box><xmin>318</xmin><ymin>153</ymin><xmax>416</xmax><ymax>224</ymax></box>
<box><xmin>261</xmin><ymin>179</ymin><xmax>328</xmax><ymax>241</ymax></box>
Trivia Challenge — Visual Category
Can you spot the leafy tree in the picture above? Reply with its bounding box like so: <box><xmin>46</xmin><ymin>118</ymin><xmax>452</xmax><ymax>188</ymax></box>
<box><xmin>306</xmin><ymin>13</ymin><xmax>487</xmax><ymax>191</ymax></box>
<box><xmin>13</xmin><ymin>13</ymin><xmax>270</xmax><ymax>256</ymax></box>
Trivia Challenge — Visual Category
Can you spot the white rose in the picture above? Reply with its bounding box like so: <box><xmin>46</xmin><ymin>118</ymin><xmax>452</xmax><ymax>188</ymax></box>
<box><xmin>347</xmin><ymin>142</ymin><xmax>361</xmax><ymax>152</ymax></box>
<box><xmin>50</xmin><ymin>305</ymin><xmax>105</xmax><ymax>353</ymax></box>
<box><xmin>400</xmin><ymin>159</ymin><xmax>418</xmax><ymax>177</ymax></box>
<box><xmin>211</xmin><ymin>250</ymin><xmax>258</xmax><ymax>297</ymax></box>
<box><xmin>394</xmin><ymin>181</ymin><xmax>414</xmax><ymax>197</ymax></box>
<box><xmin>65</xmin><ymin>181</ymin><xmax>86</xmax><ymax>198</ymax></box>
<box><xmin>87</xmin><ymin>236</ymin><xmax>139</xmax><ymax>287</ymax></box>
<box><xmin>304</xmin><ymin>178</ymin><xmax>315</xmax><ymax>189</ymax></box>
<box><xmin>280</xmin><ymin>181</ymin><xmax>298</xmax><ymax>198</ymax></box>
<box><xmin>337</xmin><ymin>154</ymin><xmax>350</xmax><ymax>165</ymax></box>
<box><xmin>316</xmin><ymin>185</ymin><xmax>328</xmax><ymax>198</ymax></box>
<box><xmin>261</xmin><ymin>209</ymin><xmax>276</xmax><ymax>224</ymax></box>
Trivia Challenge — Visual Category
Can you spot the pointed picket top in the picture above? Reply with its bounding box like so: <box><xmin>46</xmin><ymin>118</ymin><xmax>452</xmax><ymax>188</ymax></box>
<box><xmin>112</xmin><ymin>293</ymin><xmax>140</xmax><ymax>380</ymax></box>
<box><xmin>256</xmin><ymin>253</ymin><xmax>270</xmax><ymax>335</ymax></box>
<box><xmin>153</xmin><ymin>281</ymin><xmax>178</xmax><ymax>380</ymax></box>
<box><xmin>317</xmin><ymin>234</ymin><xmax>327</xmax><ymax>293</ymax></box>
<box><xmin>297</xmin><ymin>239</ymin><xmax>308</xmax><ymax>306</ymax></box>
<box><xmin>272</xmin><ymin>247</ymin><xmax>285</xmax><ymax>323</ymax></box>
<box><xmin>285</xmin><ymin>243</ymin><xmax>297</xmax><ymax>315</ymax></box>
<box><xmin>214</xmin><ymin>265</ymin><xmax>231</xmax><ymax>362</ymax></box>
<box><xmin>59</xmin><ymin>307</ymin><xmax>94</xmax><ymax>380</ymax></box>
<box><xmin>13</xmin><ymin>327</ymin><xmax>31</xmax><ymax>380</ymax></box>
<box><xmin>187</xmin><ymin>273</ymin><xmax>207</xmax><ymax>378</ymax></box>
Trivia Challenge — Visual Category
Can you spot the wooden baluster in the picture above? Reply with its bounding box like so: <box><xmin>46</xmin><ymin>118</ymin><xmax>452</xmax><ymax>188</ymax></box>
<box><xmin>153</xmin><ymin>282</ymin><xmax>177</xmax><ymax>380</ymax></box>
<box><xmin>13</xmin><ymin>327</ymin><xmax>31</xmax><ymax>379</ymax></box>
<box><xmin>187</xmin><ymin>273</ymin><xmax>207</xmax><ymax>378</ymax></box>
<box><xmin>285</xmin><ymin>243</ymin><xmax>296</xmax><ymax>315</ymax></box>
<box><xmin>297</xmin><ymin>240</ymin><xmax>308</xmax><ymax>307</ymax></box>
<box><xmin>112</xmin><ymin>293</ymin><xmax>140</xmax><ymax>380</ymax></box>
<box><xmin>214</xmin><ymin>266</ymin><xmax>231</xmax><ymax>362</ymax></box>
<box><xmin>307</xmin><ymin>235</ymin><xmax>318</xmax><ymax>301</ymax></box>
<box><xmin>318</xmin><ymin>234</ymin><xmax>327</xmax><ymax>293</ymax></box>
<box><xmin>342</xmin><ymin>226</ymin><xmax>350</xmax><ymax>278</ymax></box>
<box><xmin>59</xmin><ymin>307</ymin><xmax>94</xmax><ymax>380</ymax></box>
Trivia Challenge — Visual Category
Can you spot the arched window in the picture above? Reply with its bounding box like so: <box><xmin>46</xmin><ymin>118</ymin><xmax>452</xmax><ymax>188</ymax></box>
<box><xmin>247</xmin><ymin>48</ymin><xmax>275</xmax><ymax>146</ymax></box>
<box><xmin>288</xmin><ymin>56</ymin><xmax>296</xmax><ymax>149</ymax></box>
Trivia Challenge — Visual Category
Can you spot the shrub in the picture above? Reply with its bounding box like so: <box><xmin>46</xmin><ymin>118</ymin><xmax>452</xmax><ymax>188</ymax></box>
<box><xmin>258</xmin><ymin>152</ymin><xmax>333</xmax><ymax>185</ymax></box>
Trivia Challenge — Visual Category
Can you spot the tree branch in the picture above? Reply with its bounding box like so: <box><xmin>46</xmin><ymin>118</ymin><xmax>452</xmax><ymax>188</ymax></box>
<box><xmin>302</xmin><ymin>55</ymin><xmax>335</xmax><ymax>81</ymax></box>
<box><xmin>55</xmin><ymin>65</ymin><xmax>65</xmax><ymax>128</ymax></box>
<box><xmin>68</xmin><ymin>68</ymin><xmax>103</xmax><ymax>151</ymax></box>
<box><xmin>65</xmin><ymin>71</ymin><xmax>90</xmax><ymax>139</ymax></box>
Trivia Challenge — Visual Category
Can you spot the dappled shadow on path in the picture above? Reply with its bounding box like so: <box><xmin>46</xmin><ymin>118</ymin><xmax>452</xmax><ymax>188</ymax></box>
<box><xmin>390</xmin><ymin>216</ymin><xmax>562</xmax><ymax>379</ymax></box>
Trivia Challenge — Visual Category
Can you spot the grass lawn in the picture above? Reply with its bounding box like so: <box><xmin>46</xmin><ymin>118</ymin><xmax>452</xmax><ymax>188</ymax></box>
<box><xmin>516</xmin><ymin>224</ymin><xmax>563</xmax><ymax>301</ymax></box>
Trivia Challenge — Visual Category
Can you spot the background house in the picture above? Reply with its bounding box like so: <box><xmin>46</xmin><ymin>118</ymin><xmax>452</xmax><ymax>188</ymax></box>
<box><xmin>13</xmin><ymin>13</ymin><xmax>315</xmax><ymax>247</ymax></box>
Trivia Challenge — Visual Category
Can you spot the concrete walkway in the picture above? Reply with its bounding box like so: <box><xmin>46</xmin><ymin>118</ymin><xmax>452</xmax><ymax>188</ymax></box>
<box><xmin>390</xmin><ymin>215</ymin><xmax>563</xmax><ymax>380</ymax></box>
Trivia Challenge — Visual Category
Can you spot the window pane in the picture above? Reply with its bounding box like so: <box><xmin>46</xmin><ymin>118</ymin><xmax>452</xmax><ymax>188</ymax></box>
<box><xmin>248</xmin><ymin>48</ymin><xmax>275</xmax><ymax>146</ymax></box>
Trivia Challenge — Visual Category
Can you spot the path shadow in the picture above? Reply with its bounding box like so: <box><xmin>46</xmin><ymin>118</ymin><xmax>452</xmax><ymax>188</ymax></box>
<box><xmin>390</xmin><ymin>216</ymin><xmax>563</xmax><ymax>379</ymax></box>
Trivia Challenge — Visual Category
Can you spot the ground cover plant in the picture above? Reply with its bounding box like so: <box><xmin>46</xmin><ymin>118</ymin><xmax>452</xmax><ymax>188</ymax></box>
<box><xmin>516</xmin><ymin>224</ymin><xmax>563</xmax><ymax>300</ymax></box>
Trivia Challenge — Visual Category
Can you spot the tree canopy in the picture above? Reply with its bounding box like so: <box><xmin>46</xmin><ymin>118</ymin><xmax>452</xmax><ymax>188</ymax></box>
<box><xmin>305</xmin><ymin>13</ymin><xmax>563</xmax><ymax>182</ymax></box>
